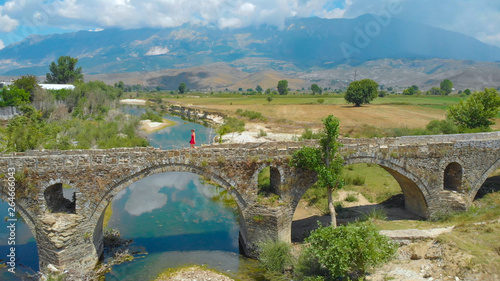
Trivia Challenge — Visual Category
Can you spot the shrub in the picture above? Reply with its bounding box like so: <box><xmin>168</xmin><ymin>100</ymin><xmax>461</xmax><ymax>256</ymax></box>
<box><xmin>140</xmin><ymin>110</ymin><xmax>163</xmax><ymax>122</ymax></box>
<box><xmin>300</xmin><ymin>127</ymin><xmax>323</xmax><ymax>140</ymax></box>
<box><xmin>259</xmin><ymin>129</ymin><xmax>267</xmax><ymax>137</ymax></box>
<box><xmin>303</xmin><ymin>221</ymin><xmax>397</xmax><ymax>278</ymax></box>
<box><xmin>236</xmin><ymin>109</ymin><xmax>268</xmax><ymax>121</ymax></box>
<box><xmin>352</xmin><ymin>175</ymin><xmax>365</xmax><ymax>186</ymax></box>
<box><xmin>345</xmin><ymin>193</ymin><xmax>358</xmax><ymax>202</ymax></box>
<box><xmin>258</xmin><ymin>239</ymin><xmax>293</xmax><ymax>273</ymax></box>
<box><xmin>361</xmin><ymin>207</ymin><xmax>388</xmax><ymax>222</ymax></box>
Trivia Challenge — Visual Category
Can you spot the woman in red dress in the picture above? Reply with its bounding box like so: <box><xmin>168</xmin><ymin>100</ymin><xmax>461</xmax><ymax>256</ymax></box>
<box><xmin>190</xmin><ymin>129</ymin><xmax>196</xmax><ymax>149</ymax></box>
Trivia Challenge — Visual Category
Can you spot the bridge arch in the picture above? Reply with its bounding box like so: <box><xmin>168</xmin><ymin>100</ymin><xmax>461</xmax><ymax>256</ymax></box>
<box><xmin>253</xmin><ymin>163</ymin><xmax>285</xmax><ymax>196</ymax></box>
<box><xmin>470</xmin><ymin>158</ymin><xmax>500</xmax><ymax>199</ymax></box>
<box><xmin>343</xmin><ymin>156</ymin><xmax>430</xmax><ymax>218</ymax></box>
<box><xmin>86</xmin><ymin>163</ymin><xmax>248</xmax><ymax>261</ymax></box>
<box><xmin>444</xmin><ymin>162</ymin><xmax>463</xmax><ymax>192</ymax></box>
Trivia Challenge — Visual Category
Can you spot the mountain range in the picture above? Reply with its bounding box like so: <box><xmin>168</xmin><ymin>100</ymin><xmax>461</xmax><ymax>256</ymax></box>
<box><xmin>1</xmin><ymin>15</ymin><xmax>500</xmax><ymax>90</ymax></box>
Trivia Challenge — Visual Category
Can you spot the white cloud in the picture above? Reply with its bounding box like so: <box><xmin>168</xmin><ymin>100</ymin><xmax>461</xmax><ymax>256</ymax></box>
<box><xmin>0</xmin><ymin>39</ymin><xmax>4</xmax><ymax>50</ymax></box>
<box><xmin>0</xmin><ymin>7</ymin><xmax>18</xmax><ymax>32</ymax></box>
<box><xmin>0</xmin><ymin>0</ymin><xmax>499</xmax><ymax>47</ymax></box>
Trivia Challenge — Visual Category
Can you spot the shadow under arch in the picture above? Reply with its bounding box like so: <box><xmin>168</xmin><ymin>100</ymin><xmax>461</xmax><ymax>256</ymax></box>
<box><xmin>87</xmin><ymin>163</ymin><xmax>247</xmax><ymax>261</ymax></box>
<box><xmin>343</xmin><ymin>157</ymin><xmax>430</xmax><ymax>218</ymax></box>
<box><xmin>471</xmin><ymin>158</ymin><xmax>500</xmax><ymax>199</ymax></box>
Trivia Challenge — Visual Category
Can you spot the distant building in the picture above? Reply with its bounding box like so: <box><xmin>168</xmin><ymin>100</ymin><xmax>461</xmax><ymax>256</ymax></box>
<box><xmin>1</xmin><ymin>82</ymin><xmax>75</xmax><ymax>90</ymax></box>
<box><xmin>39</xmin><ymin>84</ymin><xmax>75</xmax><ymax>90</ymax></box>
<box><xmin>0</xmin><ymin>81</ymin><xmax>13</xmax><ymax>88</ymax></box>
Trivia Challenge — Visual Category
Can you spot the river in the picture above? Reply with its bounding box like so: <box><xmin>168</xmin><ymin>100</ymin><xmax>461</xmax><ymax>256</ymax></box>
<box><xmin>0</xmin><ymin>105</ymin><xmax>259</xmax><ymax>280</ymax></box>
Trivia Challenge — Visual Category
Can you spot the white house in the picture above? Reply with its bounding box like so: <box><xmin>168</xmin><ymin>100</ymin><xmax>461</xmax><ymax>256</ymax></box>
<box><xmin>39</xmin><ymin>84</ymin><xmax>75</xmax><ymax>90</ymax></box>
<box><xmin>0</xmin><ymin>81</ymin><xmax>13</xmax><ymax>88</ymax></box>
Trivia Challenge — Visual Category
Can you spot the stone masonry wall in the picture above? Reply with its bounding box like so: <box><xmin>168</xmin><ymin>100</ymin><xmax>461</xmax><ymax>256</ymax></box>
<box><xmin>0</xmin><ymin>132</ymin><xmax>498</xmax><ymax>275</ymax></box>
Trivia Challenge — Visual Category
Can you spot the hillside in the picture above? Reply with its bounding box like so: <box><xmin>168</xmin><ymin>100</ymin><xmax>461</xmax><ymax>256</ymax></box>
<box><xmin>1</xmin><ymin>15</ymin><xmax>500</xmax><ymax>77</ymax></box>
<box><xmin>79</xmin><ymin>59</ymin><xmax>500</xmax><ymax>91</ymax></box>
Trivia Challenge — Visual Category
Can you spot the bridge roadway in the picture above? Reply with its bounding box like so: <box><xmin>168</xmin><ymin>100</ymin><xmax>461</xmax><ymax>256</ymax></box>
<box><xmin>1</xmin><ymin>131</ymin><xmax>499</xmax><ymax>276</ymax></box>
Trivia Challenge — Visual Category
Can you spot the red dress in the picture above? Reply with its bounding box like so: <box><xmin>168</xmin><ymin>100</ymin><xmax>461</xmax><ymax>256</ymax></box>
<box><xmin>190</xmin><ymin>133</ymin><xmax>196</xmax><ymax>144</ymax></box>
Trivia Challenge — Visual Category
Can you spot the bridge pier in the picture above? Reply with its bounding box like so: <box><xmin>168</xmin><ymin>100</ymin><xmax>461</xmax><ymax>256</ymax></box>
<box><xmin>239</xmin><ymin>206</ymin><xmax>294</xmax><ymax>257</ymax></box>
<box><xmin>36</xmin><ymin>213</ymin><xmax>100</xmax><ymax>275</ymax></box>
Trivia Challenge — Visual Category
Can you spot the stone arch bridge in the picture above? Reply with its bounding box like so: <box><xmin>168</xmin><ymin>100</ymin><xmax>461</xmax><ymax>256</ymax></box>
<box><xmin>1</xmin><ymin>132</ymin><xmax>499</xmax><ymax>275</ymax></box>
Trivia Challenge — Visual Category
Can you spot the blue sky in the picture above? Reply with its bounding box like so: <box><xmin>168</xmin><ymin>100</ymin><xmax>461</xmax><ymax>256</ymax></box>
<box><xmin>1</xmin><ymin>0</ymin><xmax>500</xmax><ymax>50</ymax></box>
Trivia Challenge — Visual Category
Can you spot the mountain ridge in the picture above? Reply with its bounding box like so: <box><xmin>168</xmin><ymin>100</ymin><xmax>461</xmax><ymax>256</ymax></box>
<box><xmin>1</xmin><ymin>15</ymin><xmax>500</xmax><ymax>77</ymax></box>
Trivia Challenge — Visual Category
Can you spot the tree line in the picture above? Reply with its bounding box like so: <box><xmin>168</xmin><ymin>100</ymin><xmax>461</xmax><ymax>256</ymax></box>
<box><xmin>0</xmin><ymin>57</ymin><xmax>148</xmax><ymax>152</ymax></box>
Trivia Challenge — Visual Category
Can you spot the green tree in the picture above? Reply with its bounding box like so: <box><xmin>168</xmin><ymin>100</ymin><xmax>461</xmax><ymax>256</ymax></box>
<box><xmin>3</xmin><ymin>105</ymin><xmax>54</xmax><ymax>152</ymax></box>
<box><xmin>178</xmin><ymin>82</ymin><xmax>187</xmax><ymax>94</ymax></box>
<box><xmin>402</xmin><ymin>85</ymin><xmax>420</xmax><ymax>95</ymax></box>
<box><xmin>344</xmin><ymin>79</ymin><xmax>378</xmax><ymax>106</ymax></box>
<box><xmin>447</xmin><ymin>88</ymin><xmax>500</xmax><ymax>130</ymax></box>
<box><xmin>46</xmin><ymin>56</ymin><xmax>83</xmax><ymax>84</ymax></box>
<box><xmin>277</xmin><ymin>80</ymin><xmax>288</xmax><ymax>95</ymax></box>
<box><xmin>463</xmin><ymin>89</ymin><xmax>472</xmax><ymax>95</ymax></box>
<box><xmin>440</xmin><ymin>79</ymin><xmax>453</xmax><ymax>95</ymax></box>
<box><xmin>311</xmin><ymin>84</ymin><xmax>322</xmax><ymax>95</ymax></box>
<box><xmin>13</xmin><ymin>75</ymin><xmax>40</xmax><ymax>102</ymax></box>
<box><xmin>0</xmin><ymin>87</ymin><xmax>30</xmax><ymax>107</ymax></box>
<box><xmin>266</xmin><ymin>96</ymin><xmax>273</xmax><ymax>104</ymax></box>
<box><xmin>115</xmin><ymin>81</ymin><xmax>125</xmax><ymax>90</ymax></box>
<box><xmin>256</xmin><ymin>85</ymin><xmax>263</xmax><ymax>93</ymax></box>
<box><xmin>303</xmin><ymin>221</ymin><xmax>397</xmax><ymax>278</ymax></box>
<box><xmin>291</xmin><ymin>115</ymin><xmax>344</xmax><ymax>226</ymax></box>
<box><xmin>427</xmin><ymin>87</ymin><xmax>442</xmax><ymax>95</ymax></box>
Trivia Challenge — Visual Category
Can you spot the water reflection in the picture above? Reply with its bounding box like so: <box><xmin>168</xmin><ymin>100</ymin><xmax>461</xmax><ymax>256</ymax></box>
<box><xmin>0</xmin><ymin>200</ymin><xmax>39</xmax><ymax>280</ymax></box>
<box><xmin>105</xmin><ymin>172</ymin><xmax>239</xmax><ymax>280</ymax></box>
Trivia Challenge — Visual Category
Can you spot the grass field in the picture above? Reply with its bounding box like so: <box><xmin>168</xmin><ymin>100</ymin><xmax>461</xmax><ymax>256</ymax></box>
<box><xmin>162</xmin><ymin>93</ymin><xmax>500</xmax><ymax>134</ymax></box>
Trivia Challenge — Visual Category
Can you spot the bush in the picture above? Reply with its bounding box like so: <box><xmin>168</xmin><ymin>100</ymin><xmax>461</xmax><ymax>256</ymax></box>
<box><xmin>352</xmin><ymin>175</ymin><xmax>365</xmax><ymax>186</ymax></box>
<box><xmin>236</xmin><ymin>109</ymin><xmax>267</xmax><ymax>121</ymax></box>
<box><xmin>300</xmin><ymin>128</ymin><xmax>323</xmax><ymax>140</ymax></box>
<box><xmin>140</xmin><ymin>110</ymin><xmax>163</xmax><ymax>122</ymax></box>
<box><xmin>345</xmin><ymin>193</ymin><xmax>358</xmax><ymax>202</ymax></box>
<box><xmin>426</xmin><ymin>119</ymin><xmax>459</xmax><ymax>135</ymax></box>
<box><xmin>303</xmin><ymin>221</ymin><xmax>397</xmax><ymax>279</ymax></box>
<box><xmin>361</xmin><ymin>207</ymin><xmax>388</xmax><ymax>222</ymax></box>
<box><xmin>258</xmin><ymin>239</ymin><xmax>293</xmax><ymax>273</ymax></box>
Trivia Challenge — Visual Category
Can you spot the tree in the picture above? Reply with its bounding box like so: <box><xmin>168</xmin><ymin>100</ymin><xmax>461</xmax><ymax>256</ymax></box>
<box><xmin>13</xmin><ymin>75</ymin><xmax>40</xmax><ymax>102</ymax></box>
<box><xmin>447</xmin><ymin>88</ymin><xmax>500</xmax><ymax>130</ymax></box>
<box><xmin>266</xmin><ymin>96</ymin><xmax>273</xmax><ymax>104</ymax></box>
<box><xmin>256</xmin><ymin>85</ymin><xmax>263</xmax><ymax>93</ymax></box>
<box><xmin>463</xmin><ymin>89</ymin><xmax>472</xmax><ymax>95</ymax></box>
<box><xmin>402</xmin><ymin>85</ymin><xmax>420</xmax><ymax>95</ymax></box>
<box><xmin>265</xmin><ymin>88</ymin><xmax>271</xmax><ymax>95</ymax></box>
<box><xmin>0</xmin><ymin>87</ymin><xmax>30</xmax><ymax>107</ymax></box>
<box><xmin>277</xmin><ymin>80</ymin><xmax>288</xmax><ymax>95</ymax></box>
<box><xmin>178</xmin><ymin>82</ymin><xmax>187</xmax><ymax>94</ymax></box>
<box><xmin>46</xmin><ymin>56</ymin><xmax>83</xmax><ymax>84</ymax></box>
<box><xmin>291</xmin><ymin>115</ymin><xmax>344</xmax><ymax>226</ymax></box>
<box><xmin>427</xmin><ymin>87</ymin><xmax>442</xmax><ymax>95</ymax></box>
<box><xmin>344</xmin><ymin>79</ymin><xmax>378</xmax><ymax>106</ymax></box>
<box><xmin>115</xmin><ymin>81</ymin><xmax>125</xmax><ymax>90</ymax></box>
<box><xmin>311</xmin><ymin>84</ymin><xmax>322</xmax><ymax>95</ymax></box>
<box><xmin>440</xmin><ymin>79</ymin><xmax>453</xmax><ymax>95</ymax></box>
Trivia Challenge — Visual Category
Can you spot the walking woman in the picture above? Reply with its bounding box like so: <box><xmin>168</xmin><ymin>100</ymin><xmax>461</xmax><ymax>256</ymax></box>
<box><xmin>190</xmin><ymin>129</ymin><xmax>196</xmax><ymax>149</ymax></box>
